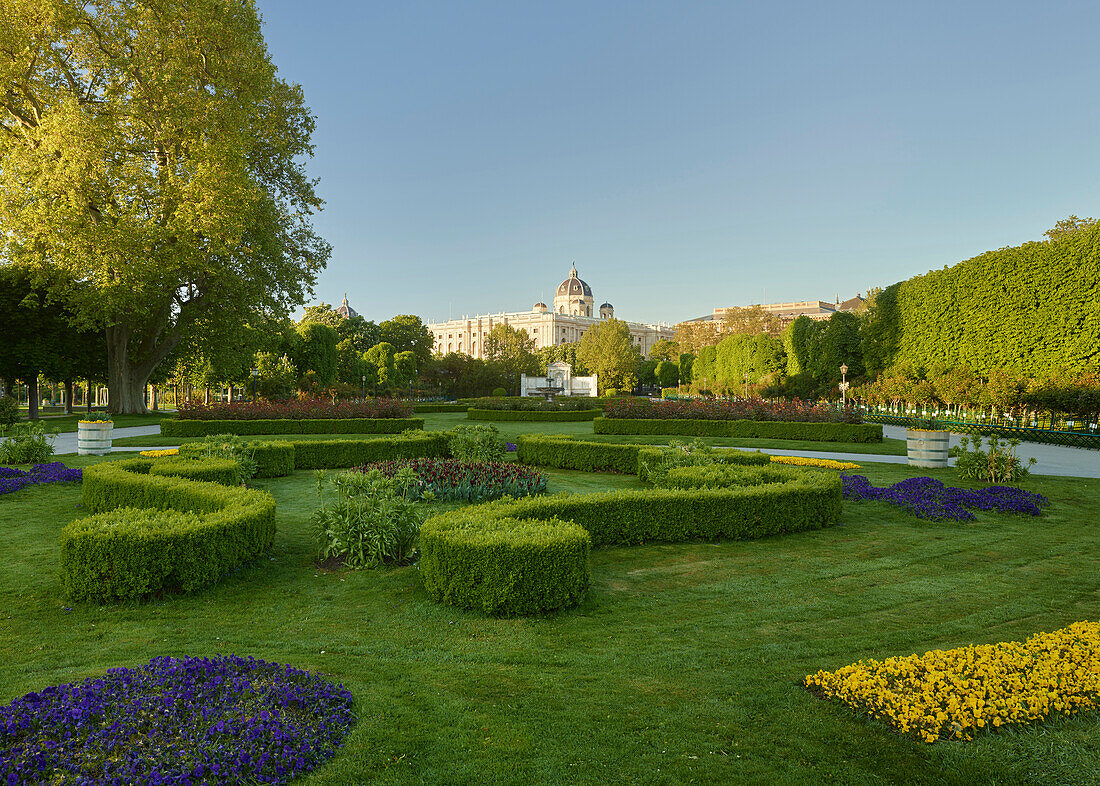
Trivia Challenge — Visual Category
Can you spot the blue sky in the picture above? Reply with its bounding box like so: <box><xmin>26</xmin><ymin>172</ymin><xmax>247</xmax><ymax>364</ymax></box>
<box><xmin>259</xmin><ymin>1</ymin><xmax>1100</xmax><ymax>325</ymax></box>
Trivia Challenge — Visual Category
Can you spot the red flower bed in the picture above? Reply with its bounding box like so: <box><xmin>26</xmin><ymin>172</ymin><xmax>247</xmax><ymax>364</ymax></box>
<box><xmin>603</xmin><ymin>397</ymin><xmax>858</xmax><ymax>423</ymax></box>
<box><xmin>177</xmin><ymin>398</ymin><xmax>412</xmax><ymax>420</ymax></box>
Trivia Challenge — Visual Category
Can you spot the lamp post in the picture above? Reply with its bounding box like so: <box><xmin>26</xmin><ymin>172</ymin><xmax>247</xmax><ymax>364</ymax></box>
<box><xmin>743</xmin><ymin>372</ymin><xmax>749</xmax><ymax>400</ymax></box>
<box><xmin>251</xmin><ymin>368</ymin><xmax>258</xmax><ymax>403</ymax></box>
<box><xmin>361</xmin><ymin>375</ymin><xmax>366</xmax><ymax>400</ymax></box>
<box><xmin>839</xmin><ymin>363</ymin><xmax>849</xmax><ymax>408</ymax></box>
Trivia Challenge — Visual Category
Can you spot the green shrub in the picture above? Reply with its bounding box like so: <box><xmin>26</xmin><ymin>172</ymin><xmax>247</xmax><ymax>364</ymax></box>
<box><xmin>593</xmin><ymin>417</ymin><xmax>883</xmax><ymax>443</ymax></box>
<box><xmin>412</xmin><ymin>403</ymin><xmax>469</xmax><ymax>413</ymax></box>
<box><xmin>467</xmin><ymin>408</ymin><xmax>601</xmax><ymax>422</ymax></box>
<box><xmin>291</xmin><ymin>433</ymin><xmax>450</xmax><ymax>469</ymax></box>
<box><xmin>492</xmin><ymin>387</ymin><xmax>507</xmax><ymax>397</ymax></box>
<box><xmin>0</xmin><ymin>396</ymin><xmax>19</xmax><ymax>428</ymax></box>
<box><xmin>661</xmin><ymin>463</ymin><xmax>812</xmax><ymax>490</ymax></box>
<box><xmin>954</xmin><ymin>435</ymin><xmax>1036</xmax><ymax>484</ymax></box>
<box><xmin>311</xmin><ymin>468</ymin><xmax>422</xmax><ymax>569</ymax></box>
<box><xmin>419</xmin><ymin>512</ymin><xmax>590</xmax><ymax>616</ymax></box>
<box><xmin>62</xmin><ymin>459</ymin><xmax>276</xmax><ymax>602</ymax></box>
<box><xmin>515</xmin><ymin>435</ymin><xmax>641</xmax><ymax>473</ymax></box>
<box><xmin>466</xmin><ymin>396</ymin><xmax>604</xmax><ymax>412</ymax></box>
<box><xmin>159</xmin><ymin>417</ymin><xmax>425</xmax><ymax>437</ymax></box>
<box><xmin>0</xmin><ymin>420</ymin><xmax>55</xmax><ymax>463</ymax></box>
<box><xmin>149</xmin><ymin>456</ymin><xmax>241</xmax><ymax>486</ymax></box>
<box><xmin>635</xmin><ymin>440</ymin><xmax>770</xmax><ymax>485</ymax></box>
<box><xmin>180</xmin><ymin>434</ymin><xmax>257</xmax><ymax>483</ymax></box>
<box><xmin>447</xmin><ymin>424</ymin><xmax>506</xmax><ymax>463</ymax></box>
<box><xmin>179</xmin><ymin>440</ymin><xmax>295</xmax><ymax>478</ymax></box>
<box><xmin>604</xmin><ymin>388</ymin><xmax>619</xmax><ymax>397</ymax></box>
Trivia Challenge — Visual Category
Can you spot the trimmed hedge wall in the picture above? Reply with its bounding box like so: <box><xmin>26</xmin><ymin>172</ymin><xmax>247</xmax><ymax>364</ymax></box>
<box><xmin>413</xmin><ymin>403</ymin><xmax>469</xmax><ymax>413</ymax></box>
<box><xmin>420</xmin><ymin>466</ymin><xmax>841</xmax><ymax>615</ymax></box>
<box><xmin>467</xmin><ymin>408</ymin><xmax>602</xmax><ymax>422</ymax></box>
<box><xmin>159</xmin><ymin>417</ymin><xmax>425</xmax><ymax>437</ymax></box>
<box><xmin>419</xmin><ymin>513</ymin><xmax>591</xmax><ymax>616</ymax></box>
<box><xmin>148</xmin><ymin>456</ymin><xmax>240</xmax><ymax>486</ymax></box>
<box><xmin>593</xmin><ymin>417</ymin><xmax>883</xmax><ymax>443</ymax></box>
<box><xmin>61</xmin><ymin>459</ymin><xmax>276</xmax><ymax>602</ymax></box>
<box><xmin>515</xmin><ymin>435</ymin><xmax>641</xmax><ymax>473</ymax></box>
<box><xmin>634</xmin><ymin>446</ymin><xmax>770</xmax><ymax>482</ymax></box>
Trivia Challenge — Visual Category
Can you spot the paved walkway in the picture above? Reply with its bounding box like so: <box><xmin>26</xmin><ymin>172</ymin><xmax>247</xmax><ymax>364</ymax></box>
<box><xmin>54</xmin><ymin>425</ymin><xmax>166</xmax><ymax>455</ymax></box>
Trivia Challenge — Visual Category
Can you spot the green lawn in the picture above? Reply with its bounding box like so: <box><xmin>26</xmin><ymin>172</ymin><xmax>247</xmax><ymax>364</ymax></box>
<box><xmin>108</xmin><ymin>412</ymin><xmax>908</xmax><ymax>455</ymax></box>
<box><xmin>30</xmin><ymin>412</ymin><xmax>173</xmax><ymax>432</ymax></box>
<box><xmin>1</xmin><ymin>456</ymin><xmax>1097</xmax><ymax>784</ymax></box>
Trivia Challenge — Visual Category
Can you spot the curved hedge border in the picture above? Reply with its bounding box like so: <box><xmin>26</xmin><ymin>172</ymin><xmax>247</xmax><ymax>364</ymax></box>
<box><xmin>60</xmin><ymin>459</ymin><xmax>276</xmax><ymax>602</ymax></box>
<box><xmin>467</xmin><ymin>408</ymin><xmax>602</xmax><ymax>422</ymax></box>
<box><xmin>178</xmin><ymin>433</ymin><xmax>450</xmax><ymax>477</ymax></box>
<box><xmin>148</xmin><ymin>456</ymin><xmax>241</xmax><ymax>486</ymax></box>
<box><xmin>513</xmin><ymin>434</ymin><xmax>771</xmax><ymax>477</ymax></box>
<box><xmin>420</xmin><ymin>464</ymin><xmax>841</xmax><ymax>615</ymax></box>
<box><xmin>160</xmin><ymin>417</ymin><xmax>425</xmax><ymax>437</ymax></box>
<box><xmin>593</xmin><ymin>417</ymin><xmax>883</xmax><ymax>443</ymax></box>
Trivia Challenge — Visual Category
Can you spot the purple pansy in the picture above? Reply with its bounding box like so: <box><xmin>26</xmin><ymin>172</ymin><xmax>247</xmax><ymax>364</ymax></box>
<box><xmin>0</xmin><ymin>462</ymin><xmax>82</xmax><ymax>496</ymax></box>
<box><xmin>841</xmin><ymin>474</ymin><xmax>1049</xmax><ymax>521</ymax></box>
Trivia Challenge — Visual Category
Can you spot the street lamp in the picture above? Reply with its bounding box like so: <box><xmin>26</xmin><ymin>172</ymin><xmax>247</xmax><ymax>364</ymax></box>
<box><xmin>251</xmin><ymin>368</ymin><xmax>258</xmax><ymax>403</ymax></box>
<box><xmin>839</xmin><ymin>363</ymin><xmax>849</xmax><ymax>408</ymax></box>
<box><xmin>361</xmin><ymin>375</ymin><xmax>367</xmax><ymax>399</ymax></box>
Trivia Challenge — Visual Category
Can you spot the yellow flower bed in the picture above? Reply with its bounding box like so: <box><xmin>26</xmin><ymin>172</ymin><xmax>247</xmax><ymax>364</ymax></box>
<box><xmin>805</xmin><ymin>621</ymin><xmax>1100</xmax><ymax>742</ymax></box>
<box><xmin>78</xmin><ymin>419</ymin><xmax>114</xmax><ymax>425</ymax></box>
<box><xmin>138</xmin><ymin>448</ymin><xmax>179</xmax><ymax>458</ymax></box>
<box><xmin>770</xmin><ymin>455</ymin><xmax>861</xmax><ymax>470</ymax></box>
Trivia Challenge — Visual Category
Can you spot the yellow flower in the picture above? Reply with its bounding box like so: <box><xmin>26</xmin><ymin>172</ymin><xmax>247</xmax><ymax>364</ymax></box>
<box><xmin>139</xmin><ymin>448</ymin><xmax>179</xmax><ymax>458</ymax></box>
<box><xmin>770</xmin><ymin>455</ymin><xmax>861</xmax><ymax>470</ymax></box>
<box><xmin>78</xmin><ymin>419</ymin><xmax>114</xmax><ymax>424</ymax></box>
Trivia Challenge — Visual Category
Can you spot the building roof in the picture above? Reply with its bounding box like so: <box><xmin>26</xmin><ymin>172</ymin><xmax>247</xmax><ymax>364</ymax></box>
<box><xmin>600</xmin><ymin>302</ymin><xmax>613</xmax><ymax>309</ymax></box>
<box><xmin>556</xmin><ymin>263</ymin><xmax>592</xmax><ymax>298</ymax></box>
<box><xmin>334</xmin><ymin>293</ymin><xmax>358</xmax><ymax>319</ymax></box>
<box><xmin>838</xmin><ymin>294</ymin><xmax>867</xmax><ymax>311</ymax></box>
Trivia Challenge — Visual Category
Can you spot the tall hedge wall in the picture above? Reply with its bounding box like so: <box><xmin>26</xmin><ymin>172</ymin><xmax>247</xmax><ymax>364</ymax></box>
<box><xmin>862</xmin><ymin>223</ymin><xmax>1100</xmax><ymax>376</ymax></box>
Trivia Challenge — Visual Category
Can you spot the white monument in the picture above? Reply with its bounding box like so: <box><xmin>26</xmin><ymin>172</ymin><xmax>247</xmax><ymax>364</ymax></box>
<box><xmin>520</xmin><ymin>362</ymin><xmax>597</xmax><ymax>398</ymax></box>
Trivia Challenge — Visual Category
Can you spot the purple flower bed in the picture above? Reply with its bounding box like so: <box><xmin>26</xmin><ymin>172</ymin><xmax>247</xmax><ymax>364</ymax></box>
<box><xmin>841</xmin><ymin>474</ymin><xmax>1049</xmax><ymax>521</ymax></box>
<box><xmin>0</xmin><ymin>654</ymin><xmax>355</xmax><ymax>785</ymax></box>
<box><xmin>0</xmin><ymin>462</ymin><xmax>82</xmax><ymax>496</ymax></box>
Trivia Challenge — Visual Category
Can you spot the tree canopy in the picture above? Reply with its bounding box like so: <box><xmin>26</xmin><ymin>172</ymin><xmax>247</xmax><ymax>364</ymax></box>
<box><xmin>576</xmin><ymin>319</ymin><xmax>640</xmax><ymax>394</ymax></box>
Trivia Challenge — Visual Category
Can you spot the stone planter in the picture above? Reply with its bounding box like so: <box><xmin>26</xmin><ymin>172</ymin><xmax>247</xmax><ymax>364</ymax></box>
<box><xmin>78</xmin><ymin>421</ymin><xmax>113</xmax><ymax>456</ymax></box>
<box><xmin>906</xmin><ymin>428</ymin><xmax>949</xmax><ymax>468</ymax></box>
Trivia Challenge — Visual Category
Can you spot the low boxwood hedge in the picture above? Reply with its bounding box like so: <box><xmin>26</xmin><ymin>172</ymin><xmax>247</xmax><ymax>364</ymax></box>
<box><xmin>420</xmin><ymin>466</ymin><xmax>841</xmax><ymax>615</ymax></box>
<box><xmin>419</xmin><ymin>513</ymin><xmax>590</xmax><ymax>616</ymax></box>
<box><xmin>412</xmin><ymin>403</ymin><xmax>469</xmax><ymax>413</ymax></box>
<box><xmin>148</xmin><ymin>456</ymin><xmax>241</xmax><ymax>486</ymax></box>
<box><xmin>514</xmin><ymin>435</ymin><xmax>771</xmax><ymax>477</ymax></box>
<box><xmin>61</xmin><ymin>459</ymin><xmax>276</xmax><ymax>602</ymax></box>
<box><xmin>160</xmin><ymin>417</ymin><xmax>425</xmax><ymax>437</ymax></box>
<box><xmin>467</xmin><ymin>408</ymin><xmax>602</xmax><ymax>422</ymax></box>
<box><xmin>593</xmin><ymin>417</ymin><xmax>883</xmax><ymax>443</ymax></box>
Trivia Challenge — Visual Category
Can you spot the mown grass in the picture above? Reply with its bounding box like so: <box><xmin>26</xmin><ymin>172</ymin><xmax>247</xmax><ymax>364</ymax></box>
<box><xmin>108</xmin><ymin>412</ymin><xmax>908</xmax><ymax>455</ymax></box>
<box><xmin>1</xmin><ymin>454</ymin><xmax>1097</xmax><ymax>784</ymax></box>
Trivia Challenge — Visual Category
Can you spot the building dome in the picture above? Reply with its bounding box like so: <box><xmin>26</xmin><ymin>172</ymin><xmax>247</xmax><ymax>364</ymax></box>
<box><xmin>335</xmin><ymin>293</ymin><xmax>358</xmax><ymax>319</ymax></box>
<box><xmin>533</xmin><ymin>302</ymin><xmax>548</xmax><ymax>312</ymax></box>
<box><xmin>556</xmin><ymin>263</ymin><xmax>593</xmax><ymax>298</ymax></box>
<box><xmin>600</xmin><ymin>302</ymin><xmax>613</xmax><ymax>309</ymax></box>
<box><xmin>599</xmin><ymin>301</ymin><xmax>614</xmax><ymax>319</ymax></box>
<box><xmin>553</xmin><ymin>262</ymin><xmax>596</xmax><ymax>316</ymax></box>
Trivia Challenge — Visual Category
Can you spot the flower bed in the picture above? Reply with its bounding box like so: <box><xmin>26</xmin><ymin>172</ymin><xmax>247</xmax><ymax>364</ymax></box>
<box><xmin>604</xmin><ymin>397</ymin><xmax>858</xmax><ymax>423</ymax></box>
<box><xmin>0</xmin><ymin>654</ymin><xmax>356</xmax><ymax>784</ymax></box>
<box><xmin>0</xmin><ymin>462</ymin><xmax>82</xmax><ymax>496</ymax></box>
<box><xmin>139</xmin><ymin>448</ymin><xmax>180</xmax><ymax>457</ymax></box>
<box><xmin>359</xmin><ymin>458</ymin><xmax>547</xmax><ymax>502</ymax></box>
<box><xmin>594</xmin><ymin>417</ymin><xmax>883</xmax><ymax>443</ymax></box>
<box><xmin>804</xmin><ymin>620</ymin><xmax>1100</xmax><ymax>743</ymax></box>
<box><xmin>467</xmin><ymin>396</ymin><xmax>603</xmax><ymax>412</ymax></box>
<box><xmin>841</xmin><ymin>474</ymin><xmax>1049</xmax><ymax>521</ymax></box>
<box><xmin>178</xmin><ymin>398</ymin><xmax>411</xmax><ymax>420</ymax></box>
<box><xmin>770</xmin><ymin>456</ymin><xmax>861</xmax><ymax>470</ymax></box>
<box><xmin>161</xmin><ymin>417</ymin><xmax>425</xmax><ymax>437</ymax></box>
<box><xmin>467</xmin><ymin>408</ymin><xmax>601</xmax><ymax>422</ymax></box>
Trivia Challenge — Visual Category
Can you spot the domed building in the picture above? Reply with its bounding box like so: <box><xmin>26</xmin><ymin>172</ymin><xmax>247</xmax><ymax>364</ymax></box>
<box><xmin>425</xmin><ymin>263</ymin><xmax>675</xmax><ymax>364</ymax></box>
<box><xmin>334</xmin><ymin>293</ymin><xmax>358</xmax><ymax>319</ymax></box>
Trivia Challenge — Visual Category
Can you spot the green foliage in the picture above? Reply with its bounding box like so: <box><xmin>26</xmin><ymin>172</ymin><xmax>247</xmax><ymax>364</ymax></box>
<box><xmin>294</xmin><ymin>323</ymin><xmax>339</xmax><ymax>390</ymax></box>
<box><xmin>378</xmin><ymin>315</ymin><xmax>435</xmax><ymax>366</ymax></box>
<box><xmin>311</xmin><ymin>469</ymin><xmax>422</xmax><ymax>569</ymax></box>
<box><xmin>492</xmin><ymin>388</ymin><xmax>508</xmax><ymax>397</ymax></box>
<box><xmin>179</xmin><ymin>434</ymin><xmax>258</xmax><ymax>484</ymax></box>
<box><xmin>954</xmin><ymin>435</ymin><xmax>1036</xmax><ymax>484</ymax></box>
<box><xmin>149</xmin><ymin>456</ymin><xmax>241</xmax><ymax>487</ymax></box>
<box><xmin>62</xmin><ymin>459</ymin><xmax>276</xmax><ymax>602</ymax></box>
<box><xmin>635</xmin><ymin>440</ymin><xmax>770</xmax><ymax>485</ymax></box>
<box><xmin>420</xmin><ymin>513</ymin><xmax>591</xmax><ymax>616</ymax></box>
<box><xmin>0</xmin><ymin>396</ymin><xmax>18</xmax><ymax>428</ymax></box>
<box><xmin>655</xmin><ymin>360</ymin><xmax>679</xmax><ymax>389</ymax></box>
<box><xmin>0</xmin><ymin>421</ymin><xmax>55</xmax><ymax>464</ymax></box>
<box><xmin>484</xmin><ymin>324</ymin><xmax>539</xmax><ymax>394</ymax></box>
<box><xmin>412</xmin><ymin>403</ymin><xmax>469</xmax><ymax>413</ymax></box>
<box><xmin>515</xmin><ymin>435</ymin><xmax>642</xmax><ymax>474</ymax></box>
<box><xmin>467</xmin><ymin>408</ymin><xmax>601</xmax><ymax>422</ymax></box>
<box><xmin>447</xmin><ymin>424</ymin><xmax>506</xmax><ymax>463</ymax></box>
<box><xmin>604</xmin><ymin>388</ymin><xmax>619</xmax><ymax>397</ymax></box>
<box><xmin>252</xmin><ymin>352</ymin><xmax>298</xmax><ymax>400</ymax></box>
<box><xmin>594</xmin><ymin>417</ymin><xmax>884</xmax><ymax>443</ymax></box>
<box><xmin>180</xmin><ymin>440</ymin><xmax>295</xmax><ymax>479</ymax></box>
<box><xmin>160</xmin><ymin>418</ymin><xmax>425</xmax><ymax>437</ymax></box>
<box><xmin>290</xmin><ymin>433</ymin><xmax>450</xmax><ymax>470</ymax></box>
<box><xmin>576</xmin><ymin>318</ymin><xmax>641</xmax><ymax>394</ymax></box>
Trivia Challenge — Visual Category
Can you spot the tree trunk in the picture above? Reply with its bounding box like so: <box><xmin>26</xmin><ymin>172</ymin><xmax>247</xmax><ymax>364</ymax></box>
<box><xmin>26</xmin><ymin>376</ymin><xmax>39</xmax><ymax>420</ymax></box>
<box><xmin>65</xmin><ymin>379</ymin><xmax>74</xmax><ymax>415</ymax></box>
<box><xmin>86</xmin><ymin>380</ymin><xmax>94</xmax><ymax>414</ymax></box>
<box><xmin>151</xmin><ymin>385</ymin><xmax>158</xmax><ymax>412</ymax></box>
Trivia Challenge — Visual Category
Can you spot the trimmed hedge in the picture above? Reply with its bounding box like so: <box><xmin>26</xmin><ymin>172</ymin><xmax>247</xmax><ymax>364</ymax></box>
<box><xmin>593</xmin><ymin>417</ymin><xmax>883</xmax><ymax>443</ymax></box>
<box><xmin>412</xmin><ymin>403</ymin><xmax>469</xmax><ymax>413</ymax></box>
<box><xmin>634</xmin><ymin>446</ymin><xmax>770</xmax><ymax>483</ymax></box>
<box><xmin>515</xmin><ymin>435</ymin><xmax>641</xmax><ymax>473</ymax></box>
<box><xmin>148</xmin><ymin>456</ymin><xmax>240</xmax><ymax>486</ymax></box>
<box><xmin>467</xmin><ymin>408</ymin><xmax>602</xmax><ymax>422</ymax></box>
<box><xmin>178</xmin><ymin>440</ymin><xmax>296</xmax><ymax>479</ymax></box>
<box><xmin>420</xmin><ymin>466</ymin><xmax>842</xmax><ymax>615</ymax></box>
<box><xmin>419</xmin><ymin>513</ymin><xmax>590</xmax><ymax>616</ymax></box>
<box><xmin>61</xmin><ymin>459</ymin><xmax>276</xmax><ymax>602</ymax></box>
<box><xmin>160</xmin><ymin>418</ymin><xmax>425</xmax><ymax>437</ymax></box>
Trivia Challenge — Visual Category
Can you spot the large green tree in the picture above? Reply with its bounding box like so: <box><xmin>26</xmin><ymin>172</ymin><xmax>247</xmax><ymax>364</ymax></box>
<box><xmin>0</xmin><ymin>1</ymin><xmax>328</xmax><ymax>413</ymax></box>
<box><xmin>483</xmin><ymin>324</ymin><xmax>538</xmax><ymax>394</ymax></box>
<box><xmin>576</xmin><ymin>318</ymin><xmax>640</xmax><ymax>394</ymax></box>
<box><xmin>379</xmin><ymin>315</ymin><xmax>434</xmax><ymax>366</ymax></box>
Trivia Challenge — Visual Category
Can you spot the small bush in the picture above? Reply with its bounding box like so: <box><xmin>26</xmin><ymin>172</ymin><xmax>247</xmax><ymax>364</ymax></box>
<box><xmin>0</xmin><ymin>421</ymin><xmax>55</xmax><ymax>464</ymax></box>
<box><xmin>412</xmin><ymin>403</ymin><xmax>469</xmax><ymax>413</ymax></box>
<box><xmin>467</xmin><ymin>396</ymin><xmax>604</xmax><ymax>412</ymax></box>
<box><xmin>182</xmin><ymin>434</ymin><xmax>257</xmax><ymax>484</ymax></box>
<box><xmin>311</xmin><ymin>468</ymin><xmax>423</xmax><ymax>569</ymax></box>
<box><xmin>604</xmin><ymin>388</ymin><xmax>619</xmax><ymax>397</ymax></box>
<box><xmin>491</xmin><ymin>387</ymin><xmax>507</xmax><ymax>397</ymax></box>
<box><xmin>447</xmin><ymin>424</ymin><xmax>506</xmax><ymax>463</ymax></box>
<box><xmin>0</xmin><ymin>396</ymin><xmax>19</xmax><ymax>428</ymax></box>
<box><xmin>954</xmin><ymin>435</ymin><xmax>1036</xmax><ymax>484</ymax></box>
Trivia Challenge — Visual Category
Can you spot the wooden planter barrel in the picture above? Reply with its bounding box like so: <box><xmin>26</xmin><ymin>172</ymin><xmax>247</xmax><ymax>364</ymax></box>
<box><xmin>906</xmin><ymin>429</ymin><xmax>949</xmax><ymax>468</ymax></box>
<box><xmin>78</xmin><ymin>421</ymin><xmax>113</xmax><ymax>456</ymax></box>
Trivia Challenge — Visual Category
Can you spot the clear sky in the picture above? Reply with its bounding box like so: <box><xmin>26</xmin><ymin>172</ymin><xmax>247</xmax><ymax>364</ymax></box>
<box><xmin>258</xmin><ymin>0</ymin><xmax>1100</xmax><ymax>326</ymax></box>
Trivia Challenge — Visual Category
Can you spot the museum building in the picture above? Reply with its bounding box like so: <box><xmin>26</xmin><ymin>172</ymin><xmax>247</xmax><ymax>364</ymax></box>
<box><xmin>426</xmin><ymin>264</ymin><xmax>675</xmax><ymax>359</ymax></box>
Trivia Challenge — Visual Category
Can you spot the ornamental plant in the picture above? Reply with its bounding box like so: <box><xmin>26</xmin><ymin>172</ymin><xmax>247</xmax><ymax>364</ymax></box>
<box><xmin>954</xmin><ymin>435</ymin><xmax>1036</xmax><ymax>484</ymax></box>
<box><xmin>805</xmin><ymin>620</ymin><xmax>1100</xmax><ymax>743</ymax></box>
<box><xmin>0</xmin><ymin>421</ymin><xmax>55</xmax><ymax>464</ymax></box>
<box><xmin>0</xmin><ymin>396</ymin><xmax>19</xmax><ymax>428</ymax></box>
<box><xmin>604</xmin><ymin>397</ymin><xmax>859</xmax><ymax>423</ymax></box>
<box><xmin>359</xmin><ymin>458</ymin><xmax>548</xmax><ymax>502</ymax></box>
<box><xmin>841</xmin><ymin>474</ymin><xmax>1048</xmax><ymax>521</ymax></box>
<box><xmin>447</xmin><ymin>423</ymin><xmax>506</xmax><ymax>463</ymax></box>
<box><xmin>770</xmin><ymin>455</ymin><xmax>861</xmax><ymax>470</ymax></box>
<box><xmin>311</xmin><ymin>468</ymin><xmax>423</xmax><ymax>568</ymax></box>
<box><xmin>0</xmin><ymin>462</ymin><xmax>82</xmax><ymax>496</ymax></box>
<box><xmin>177</xmin><ymin>398</ymin><xmax>412</xmax><ymax>420</ymax></box>
<box><xmin>186</xmin><ymin>434</ymin><xmax>257</xmax><ymax>484</ymax></box>
<box><xmin>0</xmin><ymin>654</ymin><xmax>356</xmax><ymax>784</ymax></box>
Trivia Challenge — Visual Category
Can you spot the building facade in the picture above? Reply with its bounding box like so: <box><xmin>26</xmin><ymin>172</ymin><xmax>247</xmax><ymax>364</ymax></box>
<box><xmin>686</xmin><ymin>294</ymin><xmax>868</xmax><ymax>328</ymax></box>
<box><xmin>426</xmin><ymin>265</ymin><xmax>676</xmax><ymax>359</ymax></box>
